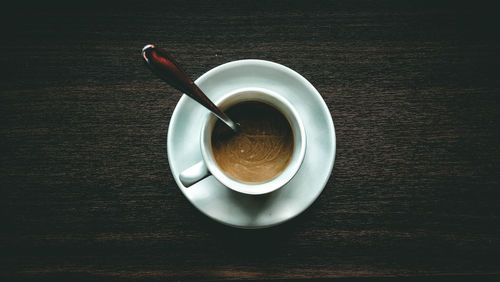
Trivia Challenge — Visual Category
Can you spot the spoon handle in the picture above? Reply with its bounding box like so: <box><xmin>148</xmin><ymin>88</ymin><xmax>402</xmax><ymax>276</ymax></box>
<box><xmin>142</xmin><ymin>45</ymin><xmax>237</xmax><ymax>131</ymax></box>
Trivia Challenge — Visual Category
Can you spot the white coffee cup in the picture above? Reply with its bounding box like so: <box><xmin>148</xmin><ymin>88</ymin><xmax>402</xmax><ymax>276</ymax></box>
<box><xmin>179</xmin><ymin>87</ymin><xmax>306</xmax><ymax>195</ymax></box>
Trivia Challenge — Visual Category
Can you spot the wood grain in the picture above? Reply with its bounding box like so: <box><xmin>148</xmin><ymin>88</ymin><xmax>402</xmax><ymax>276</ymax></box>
<box><xmin>1</xmin><ymin>0</ymin><xmax>499</xmax><ymax>280</ymax></box>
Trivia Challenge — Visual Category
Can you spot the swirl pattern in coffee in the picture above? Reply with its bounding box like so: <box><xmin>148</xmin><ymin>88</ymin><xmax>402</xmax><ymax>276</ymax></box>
<box><xmin>211</xmin><ymin>102</ymin><xmax>294</xmax><ymax>184</ymax></box>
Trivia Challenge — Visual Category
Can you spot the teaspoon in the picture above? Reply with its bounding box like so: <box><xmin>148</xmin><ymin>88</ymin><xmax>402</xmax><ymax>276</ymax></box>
<box><xmin>141</xmin><ymin>44</ymin><xmax>239</xmax><ymax>132</ymax></box>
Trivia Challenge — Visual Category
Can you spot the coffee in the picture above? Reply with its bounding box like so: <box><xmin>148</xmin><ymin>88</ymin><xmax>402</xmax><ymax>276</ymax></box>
<box><xmin>211</xmin><ymin>101</ymin><xmax>294</xmax><ymax>184</ymax></box>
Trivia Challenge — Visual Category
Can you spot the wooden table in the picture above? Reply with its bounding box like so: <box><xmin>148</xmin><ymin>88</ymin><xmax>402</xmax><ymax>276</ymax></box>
<box><xmin>2</xmin><ymin>0</ymin><xmax>499</xmax><ymax>280</ymax></box>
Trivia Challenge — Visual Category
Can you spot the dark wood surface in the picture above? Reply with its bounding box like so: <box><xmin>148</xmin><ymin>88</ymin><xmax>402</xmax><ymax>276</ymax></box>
<box><xmin>1</xmin><ymin>0</ymin><xmax>499</xmax><ymax>280</ymax></box>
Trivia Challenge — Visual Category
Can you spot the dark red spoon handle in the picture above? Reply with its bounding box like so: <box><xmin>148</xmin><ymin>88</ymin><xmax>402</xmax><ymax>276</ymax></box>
<box><xmin>142</xmin><ymin>44</ymin><xmax>237</xmax><ymax>131</ymax></box>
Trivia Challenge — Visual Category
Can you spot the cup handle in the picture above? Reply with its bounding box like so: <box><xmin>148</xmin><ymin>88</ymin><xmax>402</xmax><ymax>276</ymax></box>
<box><xmin>179</xmin><ymin>161</ymin><xmax>209</xmax><ymax>187</ymax></box>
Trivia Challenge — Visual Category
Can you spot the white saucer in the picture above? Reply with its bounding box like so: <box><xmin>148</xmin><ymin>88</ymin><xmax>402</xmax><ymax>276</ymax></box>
<box><xmin>167</xmin><ymin>60</ymin><xmax>336</xmax><ymax>229</ymax></box>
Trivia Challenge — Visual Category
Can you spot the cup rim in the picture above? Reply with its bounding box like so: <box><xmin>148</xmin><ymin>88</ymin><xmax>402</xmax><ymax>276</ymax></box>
<box><xmin>200</xmin><ymin>87</ymin><xmax>306</xmax><ymax>195</ymax></box>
